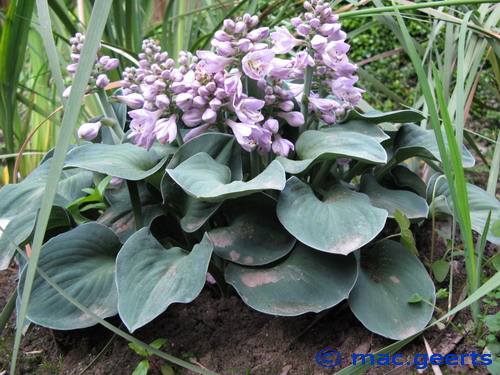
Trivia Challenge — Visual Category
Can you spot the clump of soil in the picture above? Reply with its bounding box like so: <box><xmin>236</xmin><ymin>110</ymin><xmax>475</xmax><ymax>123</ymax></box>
<box><xmin>0</xmin><ymin>221</ymin><xmax>495</xmax><ymax>375</ymax></box>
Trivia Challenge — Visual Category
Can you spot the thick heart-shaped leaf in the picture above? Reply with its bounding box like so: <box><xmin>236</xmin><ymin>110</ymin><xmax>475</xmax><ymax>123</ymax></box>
<box><xmin>116</xmin><ymin>230</ymin><xmax>213</xmax><ymax>332</ymax></box>
<box><xmin>277</xmin><ymin>177</ymin><xmax>387</xmax><ymax>255</ymax></box>
<box><xmin>342</xmin><ymin>109</ymin><xmax>425</xmax><ymax>124</ymax></box>
<box><xmin>387</xmin><ymin>165</ymin><xmax>427</xmax><ymax>197</ymax></box>
<box><xmin>0</xmin><ymin>161</ymin><xmax>93</xmax><ymax>269</ymax></box>
<box><xmin>169</xmin><ymin>132</ymin><xmax>242</xmax><ymax>180</ymax></box>
<box><xmin>277</xmin><ymin>123</ymin><xmax>389</xmax><ymax>174</ymax></box>
<box><xmin>427</xmin><ymin>174</ymin><xmax>500</xmax><ymax>245</ymax></box>
<box><xmin>326</xmin><ymin>120</ymin><xmax>390</xmax><ymax>142</ymax></box>
<box><xmin>348</xmin><ymin>240</ymin><xmax>435</xmax><ymax>340</ymax></box>
<box><xmin>393</xmin><ymin>123</ymin><xmax>475</xmax><ymax>168</ymax></box>
<box><xmin>167</xmin><ymin>153</ymin><xmax>286</xmax><ymax>202</ymax></box>
<box><xmin>161</xmin><ymin>174</ymin><xmax>221</xmax><ymax>233</ymax></box>
<box><xmin>225</xmin><ymin>242</ymin><xmax>358</xmax><ymax>315</ymax></box>
<box><xmin>19</xmin><ymin>223</ymin><xmax>121</xmax><ymax>329</ymax></box>
<box><xmin>296</xmin><ymin>128</ymin><xmax>387</xmax><ymax>164</ymax></box>
<box><xmin>209</xmin><ymin>194</ymin><xmax>295</xmax><ymax>266</ymax></box>
<box><xmin>65</xmin><ymin>143</ymin><xmax>173</xmax><ymax>180</ymax></box>
<box><xmin>360</xmin><ymin>174</ymin><xmax>428</xmax><ymax>219</ymax></box>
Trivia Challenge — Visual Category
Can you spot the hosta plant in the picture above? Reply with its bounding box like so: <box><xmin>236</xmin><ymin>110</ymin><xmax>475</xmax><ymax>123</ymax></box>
<box><xmin>1</xmin><ymin>0</ymin><xmax>499</xmax><ymax>343</ymax></box>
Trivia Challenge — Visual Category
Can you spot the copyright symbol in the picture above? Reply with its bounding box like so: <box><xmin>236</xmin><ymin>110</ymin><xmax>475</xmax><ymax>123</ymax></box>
<box><xmin>315</xmin><ymin>349</ymin><xmax>342</xmax><ymax>367</ymax></box>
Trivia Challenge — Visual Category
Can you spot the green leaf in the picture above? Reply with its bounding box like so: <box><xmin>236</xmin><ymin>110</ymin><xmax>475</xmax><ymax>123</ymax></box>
<box><xmin>388</xmin><ymin>165</ymin><xmax>427</xmax><ymax>197</ymax></box>
<box><xmin>65</xmin><ymin>143</ymin><xmax>173</xmax><ymax>181</ymax></box>
<box><xmin>149</xmin><ymin>338</ymin><xmax>167</xmax><ymax>350</ymax></box>
<box><xmin>132</xmin><ymin>360</ymin><xmax>150</xmax><ymax>375</ymax></box>
<box><xmin>408</xmin><ymin>293</ymin><xmax>424</xmax><ymax>303</ymax></box>
<box><xmin>19</xmin><ymin>223</ymin><xmax>121</xmax><ymax>329</ymax></box>
<box><xmin>0</xmin><ymin>162</ymin><xmax>93</xmax><ymax>269</ymax></box>
<box><xmin>393</xmin><ymin>123</ymin><xmax>475</xmax><ymax>168</ymax></box>
<box><xmin>167</xmin><ymin>153</ymin><xmax>286</xmax><ymax>202</ymax></box>
<box><xmin>484</xmin><ymin>311</ymin><xmax>500</xmax><ymax>333</ymax></box>
<box><xmin>209</xmin><ymin>194</ymin><xmax>295</xmax><ymax>266</ymax></box>
<box><xmin>432</xmin><ymin>260</ymin><xmax>450</xmax><ymax>283</ymax></box>
<box><xmin>428</xmin><ymin>174</ymin><xmax>500</xmax><ymax>245</ymax></box>
<box><xmin>225</xmin><ymin>242</ymin><xmax>358</xmax><ymax>315</ymax></box>
<box><xmin>348</xmin><ymin>240</ymin><xmax>435</xmax><ymax>340</ymax></box>
<box><xmin>116</xmin><ymin>230</ymin><xmax>213</xmax><ymax>332</ymax></box>
<box><xmin>400</xmin><ymin>228</ymin><xmax>418</xmax><ymax>256</ymax></box>
<box><xmin>342</xmin><ymin>109</ymin><xmax>426</xmax><ymax>124</ymax></box>
<box><xmin>129</xmin><ymin>343</ymin><xmax>149</xmax><ymax>357</ymax></box>
<box><xmin>168</xmin><ymin>132</ymin><xmax>242</xmax><ymax>180</ymax></box>
<box><xmin>329</xmin><ymin>120</ymin><xmax>390</xmax><ymax>142</ymax></box>
<box><xmin>360</xmin><ymin>174</ymin><xmax>428</xmax><ymax>219</ymax></box>
<box><xmin>393</xmin><ymin>209</ymin><xmax>410</xmax><ymax>231</ymax></box>
<box><xmin>161</xmin><ymin>174</ymin><xmax>221</xmax><ymax>233</ymax></box>
<box><xmin>276</xmin><ymin>177</ymin><xmax>387</xmax><ymax>255</ymax></box>
<box><xmin>492</xmin><ymin>221</ymin><xmax>500</xmax><ymax>237</ymax></box>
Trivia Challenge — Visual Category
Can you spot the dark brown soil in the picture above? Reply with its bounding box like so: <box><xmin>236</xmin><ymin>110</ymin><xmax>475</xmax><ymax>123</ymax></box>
<box><xmin>0</xmin><ymin>221</ymin><xmax>496</xmax><ymax>375</ymax></box>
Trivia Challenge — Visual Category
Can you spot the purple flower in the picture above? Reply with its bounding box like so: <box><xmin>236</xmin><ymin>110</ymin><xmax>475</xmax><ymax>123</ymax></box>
<box><xmin>225</xmin><ymin>119</ymin><xmax>259</xmax><ymax>152</ymax></box>
<box><xmin>233</xmin><ymin>97</ymin><xmax>265</xmax><ymax>123</ymax></box>
<box><xmin>62</xmin><ymin>86</ymin><xmax>72</xmax><ymax>99</ymax></box>
<box><xmin>294</xmin><ymin>51</ymin><xmax>315</xmax><ymax>69</ymax></box>
<box><xmin>224</xmin><ymin>73</ymin><xmax>243</xmax><ymax>102</ymax></box>
<box><xmin>155</xmin><ymin>114</ymin><xmax>178</xmax><ymax>144</ymax></box>
<box><xmin>202</xmin><ymin>108</ymin><xmax>217</xmax><ymax>123</ymax></box>
<box><xmin>242</xmin><ymin>49</ymin><xmax>275</xmax><ymax>80</ymax></box>
<box><xmin>78</xmin><ymin>121</ymin><xmax>102</xmax><ymax>140</ymax></box>
<box><xmin>182</xmin><ymin>109</ymin><xmax>203</xmax><ymax>127</ymax></box>
<box><xmin>184</xmin><ymin>123</ymin><xmax>212</xmax><ymax>142</ymax></box>
<box><xmin>155</xmin><ymin>94</ymin><xmax>170</xmax><ymax>109</ymax></box>
<box><xmin>278</xmin><ymin>100</ymin><xmax>295</xmax><ymax>112</ymax></box>
<box><xmin>196</xmin><ymin>50</ymin><xmax>236</xmax><ymax>73</ymax></box>
<box><xmin>263</xmin><ymin>118</ymin><xmax>279</xmax><ymax>133</ymax></box>
<box><xmin>116</xmin><ymin>93</ymin><xmax>144</xmax><ymax>109</ymax></box>
<box><xmin>246</xmin><ymin>27</ymin><xmax>269</xmax><ymax>41</ymax></box>
<box><xmin>321</xmin><ymin>41</ymin><xmax>350</xmax><ymax>68</ymax></box>
<box><xmin>237</xmin><ymin>38</ymin><xmax>253</xmax><ymax>52</ymax></box>
<box><xmin>309</xmin><ymin>97</ymin><xmax>339</xmax><ymax>112</ymax></box>
<box><xmin>269</xmin><ymin>58</ymin><xmax>294</xmax><ymax>79</ymax></box>
<box><xmin>128</xmin><ymin>109</ymin><xmax>162</xmax><ymax>150</ymax></box>
<box><xmin>296</xmin><ymin>23</ymin><xmax>312</xmax><ymax>36</ymax></box>
<box><xmin>175</xmin><ymin>92</ymin><xmax>194</xmax><ymax>111</ymax></box>
<box><xmin>211</xmin><ymin>40</ymin><xmax>237</xmax><ymax>56</ymax></box>
<box><xmin>109</xmin><ymin>177</ymin><xmax>123</xmax><ymax>187</ymax></box>
<box><xmin>270</xmin><ymin>26</ymin><xmax>304</xmax><ymax>54</ymax></box>
<box><xmin>67</xmin><ymin>63</ymin><xmax>77</xmax><ymax>75</ymax></box>
<box><xmin>276</xmin><ymin>111</ymin><xmax>304</xmax><ymax>127</ymax></box>
<box><xmin>311</xmin><ymin>35</ymin><xmax>328</xmax><ymax>52</ymax></box>
<box><xmin>103</xmin><ymin>58</ymin><xmax>119</xmax><ymax>71</ymax></box>
<box><xmin>272</xmin><ymin>134</ymin><xmax>294</xmax><ymax>157</ymax></box>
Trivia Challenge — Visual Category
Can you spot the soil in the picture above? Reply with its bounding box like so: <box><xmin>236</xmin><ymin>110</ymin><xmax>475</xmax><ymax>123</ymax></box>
<box><xmin>0</xmin><ymin>220</ymin><xmax>497</xmax><ymax>375</ymax></box>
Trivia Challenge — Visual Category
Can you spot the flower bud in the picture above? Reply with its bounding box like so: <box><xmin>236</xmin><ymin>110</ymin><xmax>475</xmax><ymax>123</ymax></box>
<box><xmin>78</xmin><ymin>121</ymin><xmax>102</xmax><ymax>140</ymax></box>
<box><xmin>155</xmin><ymin>94</ymin><xmax>170</xmax><ymax>109</ymax></box>
<box><xmin>193</xmin><ymin>95</ymin><xmax>207</xmax><ymax>108</ymax></box>
<box><xmin>290</xmin><ymin>17</ymin><xmax>302</xmax><ymax>27</ymax></box>
<box><xmin>223</xmin><ymin>19</ymin><xmax>235</xmax><ymax>31</ymax></box>
<box><xmin>234</xmin><ymin>21</ymin><xmax>247</xmax><ymax>33</ymax></box>
<box><xmin>202</xmin><ymin>108</ymin><xmax>217</xmax><ymax>123</ymax></box>
<box><xmin>103</xmin><ymin>57</ymin><xmax>119</xmax><ymax>71</ymax></box>
<box><xmin>246</xmin><ymin>27</ymin><xmax>269</xmax><ymax>41</ymax></box>
<box><xmin>109</xmin><ymin>177</ymin><xmax>123</xmax><ymax>187</ymax></box>
<box><xmin>237</xmin><ymin>38</ymin><xmax>252</xmax><ymax>52</ymax></box>
<box><xmin>276</xmin><ymin>111</ymin><xmax>304</xmax><ymax>127</ymax></box>
<box><xmin>214</xmin><ymin>30</ymin><xmax>233</xmax><ymax>42</ymax></box>
<box><xmin>263</xmin><ymin>118</ymin><xmax>279</xmax><ymax>133</ymax></box>
<box><xmin>297</xmin><ymin>23</ymin><xmax>312</xmax><ymax>36</ymax></box>
<box><xmin>310</xmin><ymin>18</ymin><xmax>320</xmax><ymax>28</ymax></box>
<box><xmin>278</xmin><ymin>100</ymin><xmax>294</xmax><ymax>111</ymax></box>
<box><xmin>95</xmin><ymin>74</ymin><xmax>109</xmax><ymax>88</ymax></box>
<box><xmin>67</xmin><ymin>63</ymin><xmax>77</xmax><ymax>75</ymax></box>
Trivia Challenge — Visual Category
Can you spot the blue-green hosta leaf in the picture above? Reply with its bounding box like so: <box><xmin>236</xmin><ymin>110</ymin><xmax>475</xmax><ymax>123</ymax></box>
<box><xmin>168</xmin><ymin>132</ymin><xmax>242</xmax><ymax>180</ymax></box>
<box><xmin>388</xmin><ymin>165</ymin><xmax>427</xmax><ymax>197</ymax></box>
<box><xmin>65</xmin><ymin>143</ymin><xmax>174</xmax><ymax>180</ymax></box>
<box><xmin>427</xmin><ymin>174</ymin><xmax>500</xmax><ymax>245</ymax></box>
<box><xmin>19</xmin><ymin>223</ymin><xmax>121</xmax><ymax>329</ymax></box>
<box><xmin>360</xmin><ymin>174</ymin><xmax>428</xmax><ymax>219</ymax></box>
<box><xmin>167</xmin><ymin>153</ymin><xmax>286</xmax><ymax>202</ymax></box>
<box><xmin>342</xmin><ymin>109</ymin><xmax>426</xmax><ymax>124</ymax></box>
<box><xmin>116</xmin><ymin>230</ymin><xmax>213</xmax><ymax>332</ymax></box>
<box><xmin>277</xmin><ymin>177</ymin><xmax>387</xmax><ymax>255</ymax></box>
<box><xmin>348</xmin><ymin>240</ymin><xmax>435</xmax><ymax>340</ymax></box>
<box><xmin>277</xmin><ymin>122</ymin><xmax>389</xmax><ymax>174</ymax></box>
<box><xmin>161</xmin><ymin>173</ymin><xmax>221</xmax><ymax>233</ymax></box>
<box><xmin>393</xmin><ymin>123</ymin><xmax>475</xmax><ymax>168</ymax></box>
<box><xmin>209</xmin><ymin>194</ymin><xmax>295</xmax><ymax>266</ymax></box>
<box><xmin>0</xmin><ymin>161</ymin><xmax>93</xmax><ymax>269</ymax></box>
<box><xmin>326</xmin><ymin>120</ymin><xmax>390</xmax><ymax>142</ymax></box>
<box><xmin>225</xmin><ymin>242</ymin><xmax>358</xmax><ymax>315</ymax></box>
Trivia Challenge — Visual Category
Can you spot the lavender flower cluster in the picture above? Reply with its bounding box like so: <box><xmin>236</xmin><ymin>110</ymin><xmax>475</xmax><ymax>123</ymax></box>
<box><xmin>76</xmin><ymin>0</ymin><xmax>363</xmax><ymax>157</ymax></box>
<box><xmin>63</xmin><ymin>33</ymin><xmax>119</xmax><ymax>99</ymax></box>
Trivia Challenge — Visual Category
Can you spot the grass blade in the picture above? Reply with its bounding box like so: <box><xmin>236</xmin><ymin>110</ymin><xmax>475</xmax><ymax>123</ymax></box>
<box><xmin>11</xmin><ymin>1</ymin><xmax>114</xmax><ymax>373</ymax></box>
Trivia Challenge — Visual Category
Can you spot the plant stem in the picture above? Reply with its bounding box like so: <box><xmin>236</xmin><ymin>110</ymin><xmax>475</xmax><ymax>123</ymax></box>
<box><xmin>344</xmin><ymin>161</ymin><xmax>367</xmax><ymax>182</ymax></box>
<box><xmin>299</xmin><ymin>64</ymin><xmax>313</xmax><ymax>136</ymax></box>
<box><xmin>311</xmin><ymin>160</ymin><xmax>334</xmax><ymax>186</ymax></box>
<box><xmin>126</xmin><ymin>180</ymin><xmax>144</xmax><ymax>230</ymax></box>
<box><xmin>97</xmin><ymin>87</ymin><xmax>124</xmax><ymax>142</ymax></box>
